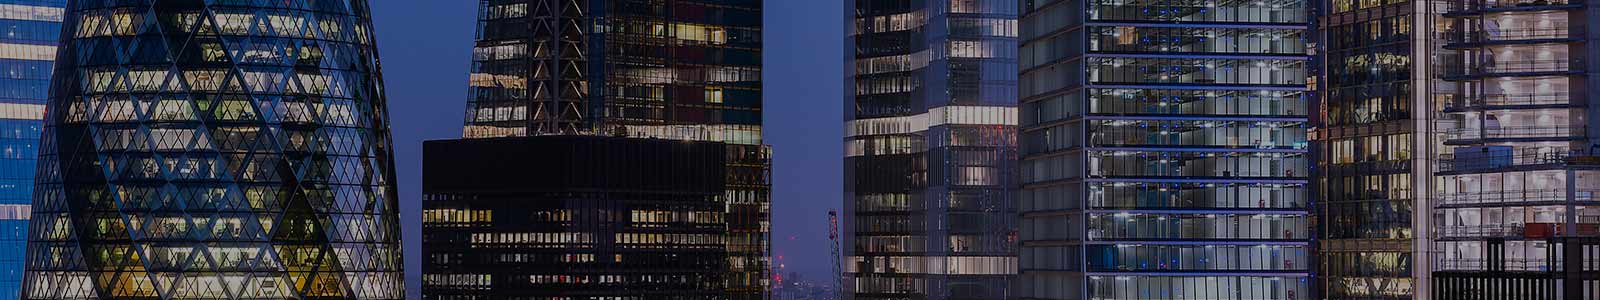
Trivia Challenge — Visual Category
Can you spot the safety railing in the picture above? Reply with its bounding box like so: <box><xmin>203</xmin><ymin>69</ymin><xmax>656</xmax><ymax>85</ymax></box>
<box><xmin>1442</xmin><ymin>126</ymin><xmax>1582</xmax><ymax>141</ymax></box>
<box><xmin>1445</xmin><ymin>27</ymin><xmax>1573</xmax><ymax>43</ymax></box>
<box><xmin>1436</xmin><ymin>189</ymin><xmax>1600</xmax><ymax>206</ymax></box>
<box><xmin>1443</xmin><ymin>93</ymin><xmax>1572</xmax><ymax>111</ymax></box>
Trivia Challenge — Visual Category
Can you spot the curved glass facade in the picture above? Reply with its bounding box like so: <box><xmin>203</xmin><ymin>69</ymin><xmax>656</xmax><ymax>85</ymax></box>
<box><xmin>843</xmin><ymin>0</ymin><xmax>1020</xmax><ymax>299</ymax></box>
<box><xmin>0</xmin><ymin>0</ymin><xmax>61</xmax><ymax>298</ymax></box>
<box><xmin>22</xmin><ymin>1</ymin><xmax>405</xmax><ymax>299</ymax></box>
<box><xmin>1019</xmin><ymin>0</ymin><xmax>1313</xmax><ymax>298</ymax></box>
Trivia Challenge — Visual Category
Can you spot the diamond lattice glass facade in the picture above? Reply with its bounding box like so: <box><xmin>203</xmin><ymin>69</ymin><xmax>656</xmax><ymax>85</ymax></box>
<box><xmin>1017</xmin><ymin>0</ymin><xmax>1314</xmax><ymax>298</ymax></box>
<box><xmin>422</xmin><ymin>0</ymin><xmax>770</xmax><ymax>299</ymax></box>
<box><xmin>842</xmin><ymin>0</ymin><xmax>1020</xmax><ymax>299</ymax></box>
<box><xmin>21</xmin><ymin>0</ymin><xmax>405</xmax><ymax>299</ymax></box>
<box><xmin>0</xmin><ymin>0</ymin><xmax>61</xmax><ymax>298</ymax></box>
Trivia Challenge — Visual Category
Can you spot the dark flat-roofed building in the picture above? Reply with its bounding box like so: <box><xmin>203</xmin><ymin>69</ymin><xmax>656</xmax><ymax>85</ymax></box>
<box><xmin>422</xmin><ymin>136</ymin><xmax>732</xmax><ymax>299</ymax></box>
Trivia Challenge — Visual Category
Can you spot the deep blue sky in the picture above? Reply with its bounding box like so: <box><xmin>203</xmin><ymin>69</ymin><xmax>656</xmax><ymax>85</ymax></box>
<box><xmin>371</xmin><ymin>1</ymin><xmax>845</xmax><ymax>296</ymax></box>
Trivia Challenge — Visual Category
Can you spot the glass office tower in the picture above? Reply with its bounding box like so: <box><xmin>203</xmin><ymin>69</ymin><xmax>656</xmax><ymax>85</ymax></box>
<box><xmin>842</xmin><ymin>0</ymin><xmax>1019</xmax><ymax>299</ymax></box>
<box><xmin>1018</xmin><ymin>0</ymin><xmax>1313</xmax><ymax>298</ymax></box>
<box><xmin>0</xmin><ymin>0</ymin><xmax>60</xmax><ymax>298</ymax></box>
<box><xmin>423</xmin><ymin>0</ymin><xmax>769</xmax><ymax>299</ymax></box>
<box><xmin>22</xmin><ymin>1</ymin><xmax>406</xmax><ymax>299</ymax></box>
<box><xmin>1429</xmin><ymin>0</ymin><xmax>1600</xmax><ymax>297</ymax></box>
<box><xmin>1313</xmin><ymin>0</ymin><xmax>1436</xmax><ymax>298</ymax></box>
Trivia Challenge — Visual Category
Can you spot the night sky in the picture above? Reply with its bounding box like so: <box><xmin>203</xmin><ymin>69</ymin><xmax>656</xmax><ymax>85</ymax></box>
<box><xmin>370</xmin><ymin>1</ymin><xmax>846</xmax><ymax>297</ymax></box>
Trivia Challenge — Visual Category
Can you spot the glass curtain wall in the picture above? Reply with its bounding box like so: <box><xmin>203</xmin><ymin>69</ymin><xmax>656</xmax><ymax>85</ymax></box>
<box><xmin>453</xmin><ymin>0</ymin><xmax>769</xmax><ymax>298</ymax></box>
<box><xmin>22</xmin><ymin>1</ymin><xmax>407</xmax><ymax>299</ymax></box>
<box><xmin>1313</xmin><ymin>0</ymin><xmax>1435</xmax><ymax>297</ymax></box>
<box><xmin>1020</xmin><ymin>0</ymin><xmax>1313</xmax><ymax>298</ymax></box>
<box><xmin>844</xmin><ymin>0</ymin><xmax>1020</xmax><ymax>299</ymax></box>
<box><xmin>0</xmin><ymin>0</ymin><xmax>61</xmax><ymax>298</ymax></box>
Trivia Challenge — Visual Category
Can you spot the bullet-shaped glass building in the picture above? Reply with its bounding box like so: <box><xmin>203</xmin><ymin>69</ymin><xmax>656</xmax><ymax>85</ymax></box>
<box><xmin>842</xmin><ymin>0</ymin><xmax>1020</xmax><ymax>299</ymax></box>
<box><xmin>0</xmin><ymin>0</ymin><xmax>61</xmax><ymax>298</ymax></box>
<box><xmin>22</xmin><ymin>1</ymin><xmax>406</xmax><ymax>299</ymax></box>
<box><xmin>1017</xmin><ymin>0</ymin><xmax>1313</xmax><ymax>298</ymax></box>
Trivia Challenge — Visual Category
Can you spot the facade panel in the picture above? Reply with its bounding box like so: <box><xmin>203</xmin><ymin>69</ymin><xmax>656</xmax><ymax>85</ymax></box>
<box><xmin>1018</xmin><ymin>0</ymin><xmax>1314</xmax><ymax>298</ymax></box>
<box><xmin>22</xmin><ymin>0</ymin><xmax>406</xmax><ymax>299</ymax></box>
<box><xmin>1313</xmin><ymin>0</ymin><xmax>1436</xmax><ymax>298</ymax></box>
<box><xmin>0</xmin><ymin>0</ymin><xmax>60</xmax><ymax>298</ymax></box>
<box><xmin>843</xmin><ymin>0</ymin><xmax>1020</xmax><ymax>299</ymax></box>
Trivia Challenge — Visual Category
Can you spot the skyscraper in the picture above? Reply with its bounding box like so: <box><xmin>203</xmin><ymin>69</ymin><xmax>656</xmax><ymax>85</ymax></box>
<box><xmin>1312</xmin><ymin>0</ymin><xmax>1436</xmax><ymax>297</ymax></box>
<box><xmin>422</xmin><ymin>0</ymin><xmax>769</xmax><ymax>298</ymax></box>
<box><xmin>1429</xmin><ymin>0</ymin><xmax>1600</xmax><ymax>297</ymax></box>
<box><xmin>842</xmin><ymin>0</ymin><xmax>1020</xmax><ymax>299</ymax></box>
<box><xmin>0</xmin><ymin>0</ymin><xmax>61</xmax><ymax>298</ymax></box>
<box><xmin>1017</xmin><ymin>0</ymin><xmax>1313</xmax><ymax>298</ymax></box>
<box><xmin>22</xmin><ymin>1</ymin><xmax>406</xmax><ymax>299</ymax></box>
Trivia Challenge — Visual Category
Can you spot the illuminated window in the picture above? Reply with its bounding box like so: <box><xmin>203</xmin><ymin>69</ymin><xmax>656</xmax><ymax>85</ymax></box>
<box><xmin>705</xmin><ymin>87</ymin><xmax>724</xmax><ymax>104</ymax></box>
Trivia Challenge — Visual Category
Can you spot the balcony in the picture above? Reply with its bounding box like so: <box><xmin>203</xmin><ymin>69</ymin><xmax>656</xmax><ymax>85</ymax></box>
<box><xmin>1437</xmin><ymin>223</ymin><xmax>1600</xmax><ymax>240</ymax></box>
<box><xmin>1441</xmin><ymin>59</ymin><xmax>1583</xmax><ymax>79</ymax></box>
<box><xmin>1443</xmin><ymin>0</ymin><xmax>1583</xmax><ymax>14</ymax></box>
<box><xmin>1436</xmin><ymin>189</ymin><xmax>1600</xmax><ymax>208</ymax></box>
<box><xmin>1435</xmin><ymin>258</ymin><xmax>1555</xmax><ymax>272</ymax></box>
<box><xmin>1441</xmin><ymin>126</ymin><xmax>1583</xmax><ymax>144</ymax></box>
<box><xmin>1443</xmin><ymin>27</ymin><xmax>1577</xmax><ymax>47</ymax></box>
<box><xmin>1438</xmin><ymin>224</ymin><xmax>1526</xmax><ymax>239</ymax></box>
<box><xmin>1436</xmin><ymin>147</ymin><xmax>1572</xmax><ymax>173</ymax></box>
<box><xmin>1524</xmin><ymin>222</ymin><xmax>1600</xmax><ymax>238</ymax></box>
<box><xmin>1441</xmin><ymin>93</ymin><xmax>1573</xmax><ymax>112</ymax></box>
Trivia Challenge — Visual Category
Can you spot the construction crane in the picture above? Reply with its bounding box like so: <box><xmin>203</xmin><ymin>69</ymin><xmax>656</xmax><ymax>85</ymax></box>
<box><xmin>828</xmin><ymin>210</ymin><xmax>842</xmax><ymax>298</ymax></box>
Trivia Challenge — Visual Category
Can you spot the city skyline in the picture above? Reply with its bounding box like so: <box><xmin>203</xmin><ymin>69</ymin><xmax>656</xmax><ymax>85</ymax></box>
<box><xmin>3</xmin><ymin>0</ymin><xmax>1597</xmax><ymax>299</ymax></box>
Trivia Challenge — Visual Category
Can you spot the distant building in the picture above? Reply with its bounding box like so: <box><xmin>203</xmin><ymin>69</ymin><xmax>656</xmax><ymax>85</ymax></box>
<box><xmin>0</xmin><ymin>0</ymin><xmax>59</xmax><ymax>298</ymax></box>
<box><xmin>1017</xmin><ymin>0</ymin><xmax>1314</xmax><ymax>298</ymax></box>
<box><xmin>842</xmin><ymin>0</ymin><xmax>1020</xmax><ymax>298</ymax></box>
<box><xmin>422</xmin><ymin>0</ymin><xmax>769</xmax><ymax>299</ymax></box>
<box><xmin>773</xmin><ymin>277</ymin><xmax>842</xmax><ymax>300</ymax></box>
